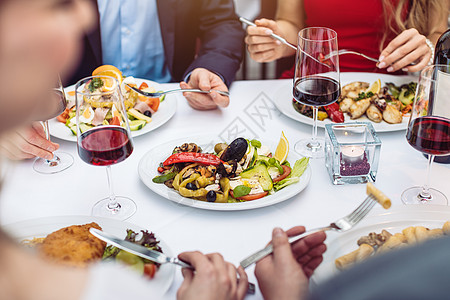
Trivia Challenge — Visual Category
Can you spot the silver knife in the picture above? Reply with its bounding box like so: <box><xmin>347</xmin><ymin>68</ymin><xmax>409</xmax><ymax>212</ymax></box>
<box><xmin>90</xmin><ymin>228</ymin><xmax>256</xmax><ymax>294</ymax></box>
<box><xmin>90</xmin><ymin>228</ymin><xmax>192</xmax><ymax>268</ymax></box>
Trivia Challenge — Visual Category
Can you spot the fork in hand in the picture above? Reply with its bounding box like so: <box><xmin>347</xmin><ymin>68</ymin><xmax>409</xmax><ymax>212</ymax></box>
<box><xmin>240</xmin><ymin>194</ymin><xmax>378</xmax><ymax>269</ymax></box>
<box><xmin>125</xmin><ymin>83</ymin><xmax>230</xmax><ymax>98</ymax></box>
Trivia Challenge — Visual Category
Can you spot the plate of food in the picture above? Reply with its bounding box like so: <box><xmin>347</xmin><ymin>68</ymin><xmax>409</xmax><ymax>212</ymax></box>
<box><xmin>273</xmin><ymin>73</ymin><xmax>418</xmax><ymax>132</ymax></box>
<box><xmin>311</xmin><ymin>205</ymin><xmax>450</xmax><ymax>285</ymax></box>
<box><xmin>2</xmin><ymin>215</ymin><xmax>175</xmax><ymax>296</ymax></box>
<box><xmin>49</xmin><ymin>65</ymin><xmax>177</xmax><ymax>142</ymax></box>
<box><xmin>138</xmin><ymin>133</ymin><xmax>312</xmax><ymax>211</ymax></box>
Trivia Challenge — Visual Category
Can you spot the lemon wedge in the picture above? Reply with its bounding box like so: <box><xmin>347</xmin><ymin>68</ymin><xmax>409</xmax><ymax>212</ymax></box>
<box><xmin>274</xmin><ymin>131</ymin><xmax>289</xmax><ymax>163</ymax></box>
<box><xmin>365</xmin><ymin>79</ymin><xmax>381</xmax><ymax>94</ymax></box>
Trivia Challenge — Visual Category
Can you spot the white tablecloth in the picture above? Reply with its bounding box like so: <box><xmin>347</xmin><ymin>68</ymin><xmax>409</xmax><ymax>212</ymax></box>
<box><xmin>1</xmin><ymin>79</ymin><xmax>449</xmax><ymax>299</ymax></box>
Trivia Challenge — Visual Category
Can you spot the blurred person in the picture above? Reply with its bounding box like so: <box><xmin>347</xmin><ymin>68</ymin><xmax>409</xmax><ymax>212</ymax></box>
<box><xmin>0</xmin><ymin>1</ymin><xmax>248</xmax><ymax>299</ymax></box>
<box><xmin>0</xmin><ymin>0</ymin><xmax>245</xmax><ymax>161</ymax></box>
<box><xmin>245</xmin><ymin>0</ymin><xmax>449</xmax><ymax>75</ymax></box>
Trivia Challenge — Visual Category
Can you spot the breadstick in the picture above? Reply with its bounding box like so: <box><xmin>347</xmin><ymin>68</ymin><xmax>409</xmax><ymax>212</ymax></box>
<box><xmin>366</xmin><ymin>182</ymin><xmax>391</xmax><ymax>209</ymax></box>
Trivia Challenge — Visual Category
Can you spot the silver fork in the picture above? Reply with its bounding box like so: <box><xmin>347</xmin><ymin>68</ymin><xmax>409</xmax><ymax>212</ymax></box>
<box><xmin>126</xmin><ymin>84</ymin><xmax>230</xmax><ymax>98</ymax></box>
<box><xmin>240</xmin><ymin>194</ymin><xmax>377</xmax><ymax>269</ymax></box>
<box><xmin>323</xmin><ymin>49</ymin><xmax>380</xmax><ymax>63</ymax></box>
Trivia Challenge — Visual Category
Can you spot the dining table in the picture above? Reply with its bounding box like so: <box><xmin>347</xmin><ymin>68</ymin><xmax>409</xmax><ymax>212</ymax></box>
<box><xmin>1</xmin><ymin>77</ymin><xmax>449</xmax><ymax>299</ymax></box>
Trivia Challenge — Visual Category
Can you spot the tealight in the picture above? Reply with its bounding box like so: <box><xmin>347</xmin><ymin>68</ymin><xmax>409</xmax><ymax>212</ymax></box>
<box><xmin>325</xmin><ymin>122</ymin><xmax>381</xmax><ymax>185</ymax></box>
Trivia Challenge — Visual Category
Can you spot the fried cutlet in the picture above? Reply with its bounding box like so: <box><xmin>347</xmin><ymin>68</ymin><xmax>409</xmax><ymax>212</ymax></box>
<box><xmin>40</xmin><ymin>222</ymin><xmax>106</xmax><ymax>267</ymax></box>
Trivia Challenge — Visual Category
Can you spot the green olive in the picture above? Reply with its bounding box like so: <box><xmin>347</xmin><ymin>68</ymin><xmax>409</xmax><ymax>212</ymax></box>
<box><xmin>214</xmin><ymin>143</ymin><xmax>228</xmax><ymax>154</ymax></box>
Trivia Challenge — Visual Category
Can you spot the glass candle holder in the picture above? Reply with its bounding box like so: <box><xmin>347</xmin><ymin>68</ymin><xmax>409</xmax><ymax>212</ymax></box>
<box><xmin>325</xmin><ymin>122</ymin><xmax>381</xmax><ymax>185</ymax></box>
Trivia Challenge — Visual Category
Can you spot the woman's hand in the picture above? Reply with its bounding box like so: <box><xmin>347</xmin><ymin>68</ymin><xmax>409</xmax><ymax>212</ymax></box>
<box><xmin>245</xmin><ymin>18</ymin><xmax>295</xmax><ymax>62</ymax></box>
<box><xmin>255</xmin><ymin>227</ymin><xmax>326</xmax><ymax>300</ymax></box>
<box><xmin>177</xmin><ymin>251</ymin><xmax>248</xmax><ymax>300</ymax></box>
<box><xmin>378</xmin><ymin>28</ymin><xmax>432</xmax><ymax>73</ymax></box>
<box><xmin>0</xmin><ymin>122</ymin><xmax>58</xmax><ymax>160</ymax></box>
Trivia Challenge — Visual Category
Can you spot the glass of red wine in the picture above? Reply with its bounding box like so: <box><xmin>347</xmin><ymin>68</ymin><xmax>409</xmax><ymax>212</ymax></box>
<box><xmin>293</xmin><ymin>27</ymin><xmax>340</xmax><ymax>158</ymax></box>
<box><xmin>33</xmin><ymin>77</ymin><xmax>74</xmax><ymax>174</ymax></box>
<box><xmin>402</xmin><ymin>64</ymin><xmax>450</xmax><ymax>205</ymax></box>
<box><xmin>75</xmin><ymin>75</ymin><xmax>136</xmax><ymax>219</ymax></box>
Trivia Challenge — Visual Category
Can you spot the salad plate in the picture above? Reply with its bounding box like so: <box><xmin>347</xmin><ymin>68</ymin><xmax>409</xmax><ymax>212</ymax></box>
<box><xmin>3</xmin><ymin>215</ymin><xmax>175</xmax><ymax>297</ymax></box>
<box><xmin>138</xmin><ymin>134</ymin><xmax>312</xmax><ymax>211</ymax></box>
<box><xmin>272</xmin><ymin>73</ymin><xmax>418</xmax><ymax>132</ymax></box>
<box><xmin>311</xmin><ymin>205</ymin><xmax>450</xmax><ymax>285</ymax></box>
<box><xmin>49</xmin><ymin>79</ymin><xmax>177</xmax><ymax>142</ymax></box>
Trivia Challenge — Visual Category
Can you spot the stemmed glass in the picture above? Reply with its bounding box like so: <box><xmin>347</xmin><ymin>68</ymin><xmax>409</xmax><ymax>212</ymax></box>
<box><xmin>33</xmin><ymin>77</ymin><xmax>74</xmax><ymax>174</ymax></box>
<box><xmin>293</xmin><ymin>27</ymin><xmax>340</xmax><ymax>158</ymax></box>
<box><xmin>75</xmin><ymin>75</ymin><xmax>136</xmax><ymax>220</ymax></box>
<box><xmin>402</xmin><ymin>64</ymin><xmax>450</xmax><ymax>205</ymax></box>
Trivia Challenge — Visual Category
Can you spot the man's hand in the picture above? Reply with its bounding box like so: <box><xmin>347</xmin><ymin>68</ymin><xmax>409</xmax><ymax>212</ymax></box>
<box><xmin>255</xmin><ymin>227</ymin><xmax>326</xmax><ymax>300</ymax></box>
<box><xmin>181</xmin><ymin>68</ymin><xmax>229</xmax><ymax>110</ymax></box>
<box><xmin>0</xmin><ymin>122</ymin><xmax>59</xmax><ymax>160</ymax></box>
<box><xmin>177</xmin><ymin>251</ymin><xmax>248</xmax><ymax>300</ymax></box>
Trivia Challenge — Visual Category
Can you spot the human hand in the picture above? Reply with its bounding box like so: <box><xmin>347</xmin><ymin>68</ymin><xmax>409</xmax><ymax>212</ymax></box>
<box><xmin>181</xmin><ymin>68</ymin><xmax>229</xmax><ymax>110</ymax></box>
<box><xmin>378</xmin><ymin>28</ymin><xmax>432</xmax><ymax>73</ymax></box>
<box><xmin>0</xmin><ymin>122</ymin><xmax>59</xmax><ymax>160</ymax></box>
<box><xmin>245</xmin><ymin>18</ymin><xmax>294</xmax><ymax>63</ymax></box>
<box><xmin>255</xmin><ymin>227</ymin><xmax>326</xmax><ymax>300</ymax></box>
<box><xmin>177</xmin><ymin>251</ymin><xmax>248</xmax><ymax>300</ymax></box>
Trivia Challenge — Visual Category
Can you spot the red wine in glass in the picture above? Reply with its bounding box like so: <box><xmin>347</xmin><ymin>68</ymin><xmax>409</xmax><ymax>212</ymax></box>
<box><xmin>79</xmin><ymin>126</ymin><xmax>133</xmax><ymax>166</ymax></box>
<box><xmin>407</xmin><ymin>116</ymin><xmax>450</xmax><ymax>156</ymax></box>
<box><xmin>293</xmin><ymin>76</ymin><xmax>340</xmax><ymax>106</ymax></box>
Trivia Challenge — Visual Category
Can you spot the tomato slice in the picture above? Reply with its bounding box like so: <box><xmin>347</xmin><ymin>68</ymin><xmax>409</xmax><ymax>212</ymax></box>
<box><xmin>109</xmin><ymin>116</ymin><xmax>121</xmax><ymax>126</ymax></box>
<box><xmin>143</xmin><ymin>263</ymin><xmax>157</xmax><ymax>279</ymax></box>
<box><xmin>146</xmin><ymin>97</ymin><xmax>160</xmax><ymax>112</ymax></box>
<box><xmin>230</xmin><ymin>190</ymin><xmax>268</xmax><ymax>201</ymax></box>
<box><xmin>139</xmin><ymin>82</ymin><xmax>149</xmax><ymax>90</ymax></box>
<box><xmin>272</xmin><ymin>165</ymin><xmax>291</xmax><ymax>183</ymax></box>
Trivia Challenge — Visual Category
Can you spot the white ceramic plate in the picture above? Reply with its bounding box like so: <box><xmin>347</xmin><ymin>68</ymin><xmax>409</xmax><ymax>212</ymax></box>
<box><xmin>138</xmin><ymin>135</ymin><xmax>312</xmax><ymax>211</ymax></box>
<box><xmin>2</xmin><ymin>215</ymin><xmax>175</xmax><ymax>296</ymax></box>
<box><xmin>311</xmin><ymin>205</ymin><xmax>450</xmax><ymax>285</ymax></box>
<box><xmin>49</xmin><ymin>79</ymin><xmax>177</xmax><ymax>142</ymax></box>
<box><xmin>272</xmin><ymin>73</ymin><xmax>418</xmax><ymax>132</ymax></box>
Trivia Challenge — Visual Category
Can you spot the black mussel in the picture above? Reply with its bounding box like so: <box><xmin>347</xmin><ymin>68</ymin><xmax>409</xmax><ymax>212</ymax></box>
<box><xmin>206</xmin><ymin>190</ymin><xmax>217</xmax><ymax>202</ymax></box>
<box><xmin>185</xmin><ymin>182</ymin><xmax>198</xmax><ymax>190</ymax></box>
<box><xmin>220</xmin><ymin>138</ymin><xmax>248</xmax><ymax>162</ymax></box>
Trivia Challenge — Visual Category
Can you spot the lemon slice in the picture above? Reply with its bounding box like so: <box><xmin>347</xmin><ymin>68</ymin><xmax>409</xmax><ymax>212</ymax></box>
<box><xmin>365</xmin><ymin>79</ymin><xmax>381</xmax><ymax>94</ymax></box>
<box><xmin>274</xmin><ymin>131</ymin><xmax>289</xmax><ymax>163</ymax></box>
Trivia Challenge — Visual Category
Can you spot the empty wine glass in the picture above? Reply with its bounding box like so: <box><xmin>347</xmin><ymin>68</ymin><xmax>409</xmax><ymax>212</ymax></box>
<box><xmin>402</xmin><ymin>64</ymin><xmax>450</xmax><ymax>205</ymax></box>
<box><xmin>293</xmin><ymin>27</ymin><xmax>340</xmax><ymax>158</ymax></box>
<box><xmin>33</xmin><ymin>77</ymin><xmax>73</xmax><ymax>174</ymax></box>
<box><xmin>75</xmin><ymin>75</ymin><xmax>136</xmax><ymax>220</ymax></box>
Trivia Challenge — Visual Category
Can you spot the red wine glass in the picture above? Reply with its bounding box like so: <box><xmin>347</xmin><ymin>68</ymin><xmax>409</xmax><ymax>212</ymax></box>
<box><xmin>33</xmin><ymin>77</ymin><xmax>74</xmax><ymax>174</ymax></box>
<box><xmin>75</xmin><ymin>75</ymin><xmax>136</xmax><ymax>219</ymax></box>
<box><xmin>293</xmin><ymin>27</ymin><xmax>340</xmax><ymax>158</ymax></box>
<box><xmin>402</xmin><ymin>65</ymin><xmax>450</xmax><ymax>205</ymax></box>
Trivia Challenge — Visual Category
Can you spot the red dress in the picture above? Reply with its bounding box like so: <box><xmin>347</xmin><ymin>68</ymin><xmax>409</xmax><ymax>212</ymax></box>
<box><xmin>281</xmin><ymin>0</ymin><xmax>407</xmax><ymax>77</ymax></box>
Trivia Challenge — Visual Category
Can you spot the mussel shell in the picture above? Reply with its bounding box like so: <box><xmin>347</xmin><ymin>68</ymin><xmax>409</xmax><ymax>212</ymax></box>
<box><xmin>220</xmin><ymin>138</ymin><xmax>248</xmax><ymax>162</ymax></box>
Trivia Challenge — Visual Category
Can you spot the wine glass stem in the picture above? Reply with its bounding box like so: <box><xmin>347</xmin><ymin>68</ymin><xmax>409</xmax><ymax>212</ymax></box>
<box><xmin>41</xmin><ymin>121</ymin><xmax>59</xmax><ymax>166</ymax></box>
<box><xmin>105</xmin><ymin>165</ymin><xmax>120</xmax><ymax>211</ymax></box>
<box><xmin>309</xmin><ymin>106</ymin><xmax>320</xmax><ymax>148</ymax></box>
<box><xmin>419</xmin><ymin>154</ymin><xmax>434</xmax><ymax>201</ymax></box>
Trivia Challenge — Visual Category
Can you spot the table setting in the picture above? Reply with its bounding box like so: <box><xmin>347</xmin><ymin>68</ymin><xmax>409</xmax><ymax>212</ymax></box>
<box><xmin>1</xmin><ymin>35</ymin><xmax>450</xmax><ymax>298</ymax></box>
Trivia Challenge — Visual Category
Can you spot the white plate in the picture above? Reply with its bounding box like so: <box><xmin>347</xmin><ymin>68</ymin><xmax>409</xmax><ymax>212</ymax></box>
<box><xmin>2</xmin><ymin>215</ymin><xmax>175</xmax><ymax>296</ymax></box>
<box><xmin>312</xmin><ymin>205</ymin><xmax>450</xmax><ymax>285</ymax></box>
<box><xmin>272</xmin><ymin>73</ymin><xmax>418</xmax><ymax>132</ymax></box>
<box><xmin>49</xmin><ymin>79</ymin><xmax>177</xmax><ymax>142</ymax></box>
<box><xmin>138</xmin><ymin>135</ymin><xmax>312</xmax><ymax>211</ymax></box>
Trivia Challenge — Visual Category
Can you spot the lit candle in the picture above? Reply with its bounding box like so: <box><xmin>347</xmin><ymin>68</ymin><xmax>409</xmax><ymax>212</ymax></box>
<box><xmin>341</xmin><ymin>146</ymin><xmax>365</xmax><ymax>164</ymax></box>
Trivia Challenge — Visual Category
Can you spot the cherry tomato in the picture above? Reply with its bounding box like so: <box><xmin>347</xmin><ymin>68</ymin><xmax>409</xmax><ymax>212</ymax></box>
<box><xmin>143</xmin><ymin>263</ymin><xmax>157</xmax><ymax>279</ymax></box>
